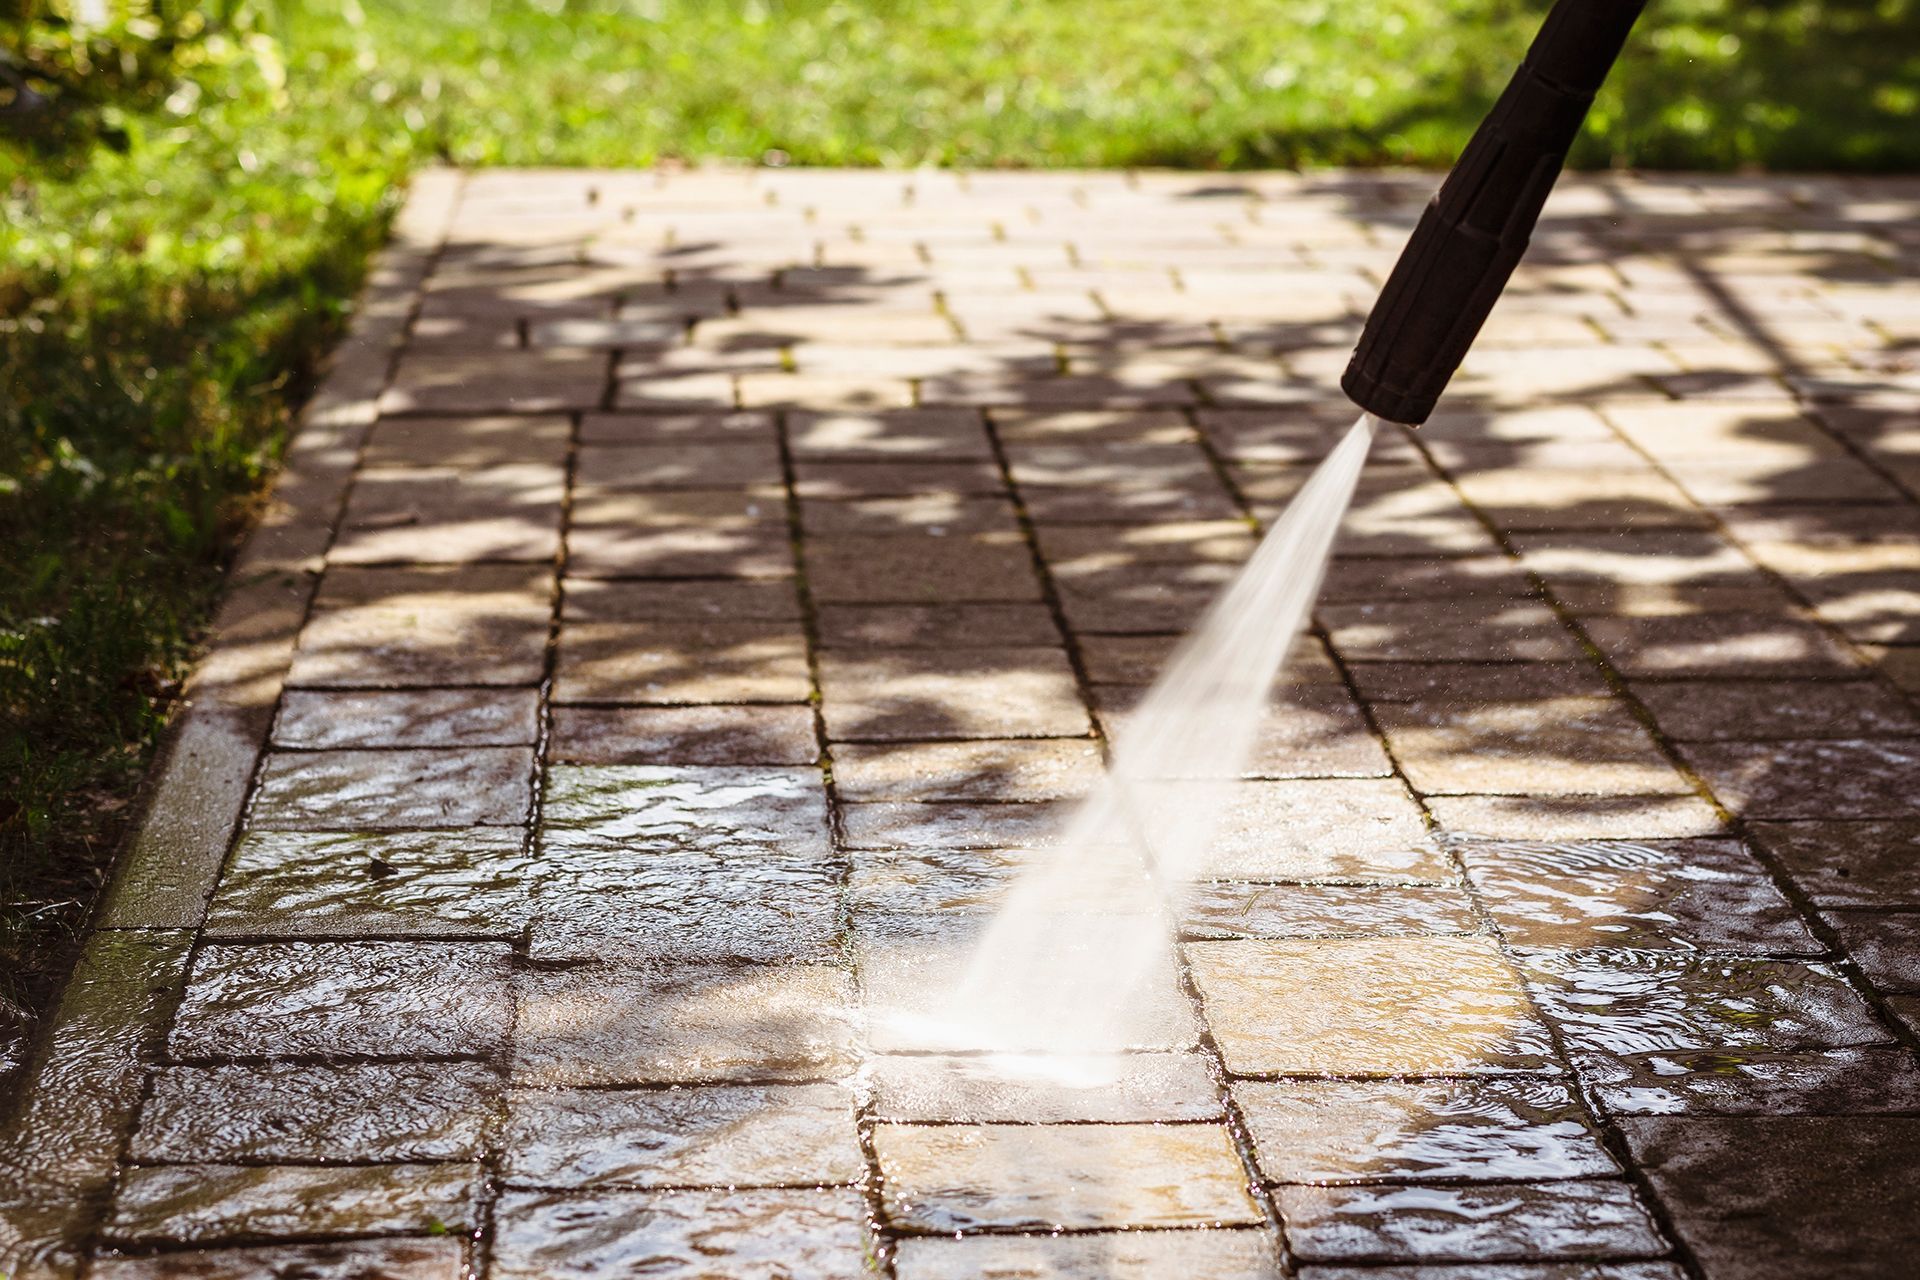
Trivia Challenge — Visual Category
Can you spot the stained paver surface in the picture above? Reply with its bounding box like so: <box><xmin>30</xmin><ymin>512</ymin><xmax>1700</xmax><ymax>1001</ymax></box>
<box><xmin>5</xmin><ymin>168</ymin><xmax>1920</xmax><ymax>1279</ymax></box>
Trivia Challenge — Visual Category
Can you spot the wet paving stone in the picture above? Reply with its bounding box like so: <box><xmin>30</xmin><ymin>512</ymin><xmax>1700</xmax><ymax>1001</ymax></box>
<box><xmin>205</xmin><ymin>829</ymin><xmax>535</xmax><ymax>937</ymax></box>
<box><xmin>1188</xmin><ymin>937</ymin><xmax>1559</xmax><ymax>1076</ymax></box>
<box><xmin>513</xmin><ymin>963</ymin><xmax>859</xmax><ymax>1086</ymax></box>
<box><xmin>1186</xmin><ymin>780</ymin><xmax>1447</xmax><ymax>882</ymax></box>
<box><xmin>104</xmin><ymin>1163</ymin><xmax>481</xmax><ymax>1246</ymax></box>
<box><xmin>892</xmin><ymin>1229</ymin><xmax>1283</xmax><ymax>1279</ymax></box>
<box><xmin>1519</xmin><ymin>950</ymin><xmax>1891</xmax><ymax>1057</ymax></box>
<box><xmin>1236</xmin><ymin>1078</ymin><xmax>1618</xmax><ymax>1183</ymax></box>
<box><xmin>1821</xmin><ymin>910</ymin><xmax>1920</xmax><ymax>991</ymax></box>
<box><xmin>832</xmin><ymin>740</ymin><xmax>1105</xmax><ymax>802</ymax></box>
<box><xmin>1682</xmin><ymin>738</ymin><xmax>1920</xmax><ymax>820</ymax></box>
<box><xmin>1094</xmin><ymin>685</ymin><xmax>1392</xmax><ymax>779</ymax></box>
<box><xmin>1455</xmin><ymin>839</ymin><xmax>1819</xmax><ymax>954</ymax></box>
<box><xmin>549</xmin><ymin>704</ymin><xmax>820</xmax><ymax>765</ymax></box>
<box><xmin>247</xmin><ymin>749</ymin><xmax>535</xmax><ymax>829</ymax></box>
<box><xmin>132</xmin><ymin>1062</ymin><xmax>496</xmax><ymax>1163</ymax></box>
<box><xmin>868</xmin><ymin>1052</ymin><xmax>1222</xmax><ymax>1122</ymax></box>
<box><xmin>489</xmin><ymin>1188</ymin><xmax>872</xmax><ymax>1280</ymax></box>
<box><xmin>1428</xmin><ymin>794</ymin><xmax>1729</xmax><ymax>843</ymax></box>
<box><xmin>1297</xmin><ymin>1266</ymin><xmax>1685</xmax><ymax>1280</ymax></box>
<box><xmin>1347</xmin><ymin>662</ymin><xmax>1612</xmax><ymax>705</ymax></box>
<box><xmin>272</xmin><ymin>688</ymin><xmax>541</xmax><ymax>749</ymax></box>
<box><xmin>1622</xmin><ymin>1116</ymin><xmax>1920</xmax><ymax>1280</ymax></box>
<box><xmin>1631</xmin><ymin>677</ymin><xmax>1920</xmax><ymax>741</ymax></box>
<box><xmin>873</xmin><ymin>1123</ymin><xmax>1261</xmax><ymax>1232</ymax></box>
<box><xmin>1747</xmin><ymin>819</ymin><xmax>1920</xmax><ymax>907</ymax></box>
<box><xmin>85</xmin><ymin>1238</ymin><xmax>465</xmax><ymax>1280</ymax></box>
<box><xmin>817</xmin><ymin>647</ymin><xmax>1090</xmax><ymax>741</ymax></box>
<box><xmin>170</xmin><ymin>942</ymin><xmax>513</xmax><ymax>1059</ymax></box>
<box><xmin>1182</xmin><ymin>883</ymin><xmax>1479</xmax><ymax>940</ymax></box>
<box><xmin>539</xmin><ymin>765</ymin><xmax>830</xmax><ymax>858</ymax></box>
<box><xmin>1276</xmin><ymin>1180</ymin><xmax>1666</xmax><ymax>1265</ymax></box>
<box><xmin>1574</xmin><ymin>1046</ymin><xmax>1920</xmax><ymax>1116</ymax></box>
<box><xmin>554</xmin><ymin>621</ymin><xmax>812</xmax><ymax>704</ymax></box>
<box><xmin>527</xmin><ymin>849</ymin><xmax>842</xmax><ymax>964</ymax></box>
<box><xmin>838</xmin><ymin>800</ymin><xmax>1069</xmax><ymax>849</ymax></box>
<box><xmin>500</xmin><ymin>1084</ymin><xmax>861</xmax><ymax>1188</ymax></box>
<box><xmin>1374</xmin><ymin>698</ymin><xmax>1688</xmax><ymax>798</ymax></box>
<box><xmin>849</xmin><ymin>847</ymin><xmax>1024</xmax><ymax>922</ymax></box>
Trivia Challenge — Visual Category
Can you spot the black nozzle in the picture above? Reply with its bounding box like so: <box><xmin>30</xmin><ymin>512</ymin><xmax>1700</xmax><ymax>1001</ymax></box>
<box><xmin>1343</xmin><ymin>0</ymin><xmax>1648</xmax><ymax>425</ymax></box>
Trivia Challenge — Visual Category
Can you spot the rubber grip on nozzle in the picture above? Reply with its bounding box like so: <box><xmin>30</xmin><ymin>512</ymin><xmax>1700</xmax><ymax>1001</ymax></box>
<box><xmin>1342</xmin><ymin>0</ymin><xmax>1648</xmax><ymax>425</ymax></box>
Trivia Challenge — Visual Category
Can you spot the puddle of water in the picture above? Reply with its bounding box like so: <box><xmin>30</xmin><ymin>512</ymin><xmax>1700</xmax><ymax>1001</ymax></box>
<box><xmin>895</xmin><ymin>414</ymin><xmax>1377</xmax><ymax>1063</ymax></box>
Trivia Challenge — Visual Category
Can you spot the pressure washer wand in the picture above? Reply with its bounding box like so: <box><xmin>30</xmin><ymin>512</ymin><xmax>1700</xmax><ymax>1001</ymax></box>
<box><xmin>1342</xmin><ymin>0</ymin><xmax>1649</xmax><ymax>426</ymax></box>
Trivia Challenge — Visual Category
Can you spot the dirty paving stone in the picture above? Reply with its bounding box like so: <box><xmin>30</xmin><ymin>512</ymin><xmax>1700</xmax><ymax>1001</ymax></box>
<box><xmin>1574</xmin><ymin>1046</ymin><xmax>1920</xmax><ymax>1116</ymax></box>
<box><xmin>1747</xmin><ymin>819</ymin><xmax>1920</xmax><ymax>907</ymax></box>
<box><xmin>169</xmin><ymin>942</ymin><xmax>513</xmax><ymax>1059</ymax></box>
<box><xmin>872</xmin><ymin>1123</ymin><xmax>1261</xmax><ymax>1232</ymax></box>
<box><xmin>1681</xmin><ymin>738</ymin><xmax>1920</xmax><ymax>820</ymax></box>
<box><xmin>488</xmin><ymin>1188</ymin><xmax>873</xmax><ymax>1280</ymax></box>
<box><xmin>132</xmin><ymin>1062</ymin><xmax>496</xmax><ymax>1164</ymax></box>
<box><xmin>83</xmin><ymin>1239</ymin><xmax>466</xmax><ymax>1280</ymax></box>
<box><xmin>500</xmin><ymin>1084</ymin><xmax>862</xmax><ymax>1189</ymax></box>
<box><xmin>1181</xmin><ymin>883</ymin><xmax>1480</xmax><ymax>940</ymax></box>
<box><xmin>1428</xmin><ymin>794</ymin><xmax>1730</xmax><ymax>843</ymax></box>
<box><xmin>1276</xmin><ymin>1180</ymin><xmax>1666</xmax><ymax>1265</ymax></box>
<box><xmin>104</xmin><ymin>1163</ymin><xmax>480</xmax><ymax>1246</ymax></box>
<box><xmin>1821</xmin><ymin>910</ymin><xmax>1920</xmax><ymax>991</ymax></box>
<box><xmin>1236</xmin><ymin>1078</ymin><xmax>1619</xmax><ymax>1184</ymax></box>
<box><xmin>892</xmin><ymin>1229</ymin><xmax>1284</xmax><ymax>1279</ymax></box>
<box><xmin>549</xmin><ymin>704</ymin><xmax>820</xmax><ymax>765</ymax></box>
<box><xmin>1296</xmin><ymin>1265</ymin><xmax>1685</xmax><ymax>1280</ymax></box>
<box><xmin>814</xmin><ymin>601</ymin><xmax>1058</xmax><ymax>648</ymax></box>
<box><xmin>867</xmin><ymin>1052</ymin><xmax>1222</xmax><ymax>1123</ymax></box>
<box><xmin>247</xmin><ymin>748</ymin><xmax>535</xmax><ymax>829</ymax></box>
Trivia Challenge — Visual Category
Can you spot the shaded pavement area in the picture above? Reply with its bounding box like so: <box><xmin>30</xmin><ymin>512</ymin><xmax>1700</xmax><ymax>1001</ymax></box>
<box><xmin>4</xmin><ymin>167</ymin><xmax>1920</xmax><ymax>1278</ymax></box>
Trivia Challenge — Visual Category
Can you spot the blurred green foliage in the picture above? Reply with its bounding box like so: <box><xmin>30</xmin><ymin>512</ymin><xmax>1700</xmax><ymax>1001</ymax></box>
<box><xmin>1</xmin><ymin>0</ymin><xmax>1917</xmax><ymax>1075</ymax></box>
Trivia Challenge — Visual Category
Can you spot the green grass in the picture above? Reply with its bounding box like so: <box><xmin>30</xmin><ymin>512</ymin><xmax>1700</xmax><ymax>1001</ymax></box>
<box><xmin>2</xmin><ymin>0</ymin><xmax>1917</xmax><ymax>1079</ymax></box>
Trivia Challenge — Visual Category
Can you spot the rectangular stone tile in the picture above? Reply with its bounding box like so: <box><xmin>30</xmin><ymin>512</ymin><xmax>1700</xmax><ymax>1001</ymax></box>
<box><xmin>247</xmin><ymin>748</ymin><xmax>535</xmax><ymax>829</ymax></box>
<box><xmin>1428</xmin><ymin>794</ymin><xmax>1729</xmax><ymax>842</ymax></box>
<box><xmin>170</xmin><ymin>941</ymin><xmax>513</xmax><ymax>1059</ymax></box>
<box><xmin>1621</xmin><ymin>1116</ymin><xmax>1920</xmax><ymax>1280</ymax></box>
<box><xmin>104</xmin><ymin>1163</ymin><xmax>481</xmax><ymax>1246</ymax></box>
<box><xmin>562</xmin><ymin>576</ymin><xmax>800</xmax><ymax>622</ymax></box>
<box><xmin>1321</xmin><ymin>603</ymin><xmax>1582</xmax><ymax>664</ymax></box>
<box><xmin>1681</xmin><ymin>739</ymin><xmax>1920</xmax><ymax>819</ymax></box>
<box><xmin>868</xmin><ymin>1052</ymin><xmax>1222</xmax><ymax>1123</ymax></box>
<box><xmin>1185</xmin><ymin>779</ymin><xmax>1447</xmax><ymax>882</ymax></box>
<box><xmin>331</xmin><ymin>465</ymin><xmax>565</xmax><ymax>564</ymax></box>
<box><xmin>575</xmin><ymin>441</ymin><xmax>783</xmax><ymax>489</ymax></box>
<box><xmin>578</xmin><ymin>411</ymin><xmax>775</xmax><ymax>446</ymax></box>
<box><xmin>1748</xmin><ymin>819</ymin><xmax>1920</xmax><ymax>907</ymax></box>
<box><xmin>512</xmin><ymin>963</ymin><xmax>859</xmax><ymax>1086</ymax></box>
<box><xmin>1454</xmin><ymin>466</ymin><xmax>1703</xmax><ymax>533</ymax></box>
<box><xmin>1277</xmin><ymin>1180</ymin><xmax>1665</xmax><ymax>1265</ymax></box>
<box><xmin>85</xmin><ymin>1239</ymin><xmax>465</xmax><ymax>1280</ymax></box>
<box><xmin>1188</xmin><ymin>937</ymin><xmax>1558</xmax><ymax>1076</ymax></box>
<box><xmin>788</xmin><ymin>407</ymin><xmax>991</xmax><ymax>460</ymax></box>
<box><xmin>205</xmin><ymin>829</ymin><xmax>535</xmax><ymax>937</ymax></box>
<box><xmin>553</xmin><ymin>621</ymin><xmax>811</xmax><ymax>704</ymax></box>
<box><xmin>289</xmin><ymin>577</ymin><xmax>552</xmax><ymax>688</ymax></box>
<box><xmin>817</xmin><ymin>647</ymin><xmax>1089</xmax><ymax>741</ymax></box>
<box><xmin>1520</xmin><ymin>950</ymin><xmax>1890</xmax><ymax>1056</ymax></box>
<box><xmin>569</xmin><ymin>485</ymin><xmax>787</xmax><ymax>527</ymax></box>
<box><xmin>1456</xmin><ymin>838</ymin><xmax>1818</xmax><ymax>954</ymax></box>
<box><xmin>132</xmin><ymin>1062</ymin><xmax>496</xmax><ymax>1163</ymax></box>
<box><xmin>893</xmin><ymin>1230</ymin><xmax>1283</xmax><ymax>1280</ymax></box>
<box><xmin>799</xmin><ymin>493</ymin><xmax>1018</xmax><ymax>535</ymax></box>
<box><xmin>500</xmin><ymin>1084</ymin><xmax>861</xmax><ymax>1188</ymax></box>
<box><xmin>489</xmin><ymin>1188</ymin><xmax>872</xmax><ymax>1280</ymax></box>
<box><xmin>550</xmin><ymin>704</ymin><xmax>818</xmax><ymax>764</ymax></box>
<box><xmin>1576</xmin><ymin>1046</ymin><xmax>1920</xmax><ymax>1116</ymax></box>
<box><xmin>1094</xmin><ymin>684</ymin><xmax>1392</xmax><ymax>779</ymax></box>
<box><xmin>1511</xmin><ymin>529</ymin><xmax>1761</xmax><ymax>593</ymax></box>
<box><xmin>804</xmin><ymin>532</ymin><xmax>1042</xmax><ymax>603</ymax></box>
<box><xmin>1347</xmin><ymin>663</ymin><xmax>1612</xmax><ymax>704</ymax></box>
<box><xmin>1052</xmin><ymin>560</ymin><xmax>1240</xmax><ymax>633</ymax></box>
<box><xmin>539</xmin><ymin>764</ymin><xmax>830</xmax><ymax>857</ymax></box>
<box><xmin>382</xmin><ymin>349</ymin><xmax>608</xmax><ymax>413</ymax></box>
<box><xmin>1035</xmin><ymin>519</ymin><xmax>1256</xmax><ymax>568</ymax></box>
<box><xmin>1822</xmin><ymin>910</ymin><xmax>1920</xmax><ymax>991</ymax></box>
<box><xmin>1317</xmin><ymin>554</ymin><xmax>1535</xmax><ymax>605</ymax></box>
<box><xmin>1580</xmin><ymin>612</ymin><xmax>1861</xmax><ymax>679</ymax></box>
<box><xmin>1297</xmin><ymin>1264</ymin><xmax>1683</xmax><ymax>1280</ymax></box>
<box><xmin>792</xmin><ymin>458</ymin><xmax>1007</xmax><ymax>498</ymax></box>
<box><xmin>832</xmin><ymin>740</ymin><xmax>1104</xmax><ymax>802</ymax></box>
<box><xmin>1376</xmin><ymin>699</ymin><xmax>1688</xmax><ymax>797</ymax></box>
<box><xmin>272</xmin><ymin>689</ymin><xmax>541</xmax><ymax>749</ymax></box>
<box><xmin>1182</xmin><ymin>884</ymin><xmax>1479</xmax><ymax>941</ymax></box>
<box><xmin>838</xmin><ymin>800</ymin><xmax>1070</xmax><ymax>849</ymax></box>
<box><xmin>609</xmin><ymin>369</ymin><xmax>743</xmax><ymax>411</ymax></box>
<box><xmin>815</xmin><ymin>602</ymin><xmax>1059</xmax><ymax>648</ymax></box>
<box><xmin>565</xmin><ymin>522</ymin><xmax>794</xmax><ymax>579</ymax></box>
<box><xmin>1632</xmin><ymin>677</ymin><xmax>1920</xmax><ymax>740</ymax></box>
<box><xmin>1237</xmin><ymin>1078</ymin><xmax>1617</xmax><ymax>1183</ymax></box>
<box><xmin>364</xmin><ymin>414</ymin><xmax>571</xmax><ymax>467</ymax></box>
<box><xmin>872</xmin><ymin>1124</ymin><xmax>1261</xmax><ymax>1232</ymax></box>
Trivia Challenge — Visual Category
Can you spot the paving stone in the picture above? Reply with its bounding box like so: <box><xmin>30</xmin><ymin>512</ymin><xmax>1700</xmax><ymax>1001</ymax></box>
<box><xmin>1376</xmin><ymin>698</ymin><xmax>1687</xmax><ymax>797</ymax></box>
<box><xmin>799</xmin><ymin>493</ymin><xmax>1018</xmax><ymax>535</ymax></box>
<box><xmin>1188</xmin><ymin>937</ymin><xmax>1558</xmax><ymax>1076</ymax></box>
<box><xmin>247</xmin><ymin>748</ymin><xmax>535</xmax><ymax>828</ymax></box>
<box><xmin>1821</xmin><ymin>910</ymin><xmax>1920</xmax><ymax>991</ymax></box>
<box><xmin>553</xmin><ymin>620</ymin><xmax>811</xmax><ymax>703</ymax></box>
<box><xmin>1034</xmin><ymin>519</ymin><xmax>1257</xmax><ymax>568</ymax></box>
<box><xmin>568</xmin><ymin>485</ymin><xmax>787</xmax><ymax>527</ymax></box>
<box><xmin>562</xmin><ymin>575</ymin><xmax>801</xmax><ymax>622</ymax></box>
<box><xmin>1094</xmin><ymin>684</ymin><xmax>1391</xmax><ymax>779</ymax></box>
<box><xmin>872</xmin><ymin>1123</ymin><xmax>1261</xmax><ymax>1232</ymax></box>
<box><xmin>892</xmin><ymin>1230</ymin><xmax>1283</xmax><ymax>1280</ymax></box>
<box><xmin>1236</xmin><ymin>1078</ymin><xmax>1617</xmax><ymax>1183</ymax></box>
<box><xmin>271</xmin><ymin>688</ymin><xmax>541</xmax><ymax>748</ymax></box>
<box><xmin>793</xmin><ymin>459</ymin><xmax>1008</xmax><ymax>498</ymax></box>
<box><xmin>838</xmin><ymin>800</ymin><xmax>1070</xmax><ymax>849</ymax></box>
<box><xmin>1511</xmin><ymin>530</ymin><xmax>1761</xmax><ymax>594</ymax></box>
<box><xmin>290</xmin><ymin>566</ymin><xmax>552</xmax><ymax>688</ymax></box>
<box><xmin>576</xmin><ymin>441</ymin><xmax>784</xmax><ymax>489</ymax></box>
<box><xmin>1052</xmin><ymin>560</ymin><xmax>1241</xmax><ymax>632</ymax></box>
<box><xmin>1454</xmin><ymin>466</ymin><xmax>1702</xmax><ymax>532</ymax></box>
<box><xmin>513</xmin><ymin>963</ymin><xmax>859</xmax><ymax>1086</ymax></box>
<box><xmin>539</xmin><ymin>764</ymin><xmax>830</xmax><ymax>857</ymax></box>
<box><xmin>832</xmin><ymin>740</ymin><xmax>1104</xmax><ymax>802</ymax></box>
<box><xmin>1580</xmin><ymin>612</ymin><xmax>1861</xmax><ymax>679</ymax></box>
<box><xmin>1181</xmin><ymin>779</ymin><xmax>1446</xmax><ymax>882</ymax></box>
<box><xmin>500</xmin><ymin>1084</ymin><xmax>862</xmax><ymax>1188</ymax></box>
<box><xmin>788</xmin><ymin>407</ymin><xmax>992</xmax><ymax>460</ymax></box>
<box><xmin>1621</xmin><ymin>1116</ymin><xmax>1920</xmax><ymax>1280</ymax></box>
<box><xmin>1428</xmin><ymin>794</ymin><xmax>1729</xmax><ymax>842</ymax></box>
<box><xmin>815</xmin><ymin>602</ymin><xmax>1058</xmax><ymax>649</ymax></box>
<box><xmin>1317</xmin><ymin>555</ymin><xmax>1535</xmax><ymax>605</ymax></box>
<box><xmin>1681</xmin><ymin>738</ymin><xmax>1920</xmax><ymax>819</ymax></box>
<box><xmin>1456</xmin><ymin>839</ymin><xmax>1818</xmax><ymax>953</ymax></box>
<box><xmin>170</xmin><ymin>942</ymin><xmax>513</xmax><ymax>1058</ymax></box>
<box><xmin>132</xmin><ymin>1062</ymin><xmax>496</xmax><ymax>1163</ymax></box>
<box><xmin>566</xmin><ymin>522</ymin><xmax>795</xmax><ymax>578</ymax></box>
<box><xmin>205</xmin><ymin>829</ymin><xmax>535</xmax><ymax>937</ymax></box>
<box><xmin>550</xmin><ymin>704</ymin><xmax>819</xmax><ymax>764</ymax></box>
<box><xmin>1296</xmin><ymin>1264</ymin><xmax>1683</xmax><ymax>1280</ymax></box>
<box><xmin>1631</xmin><ymin>677</ymin><xmax>1920</xmax><ymax>740</ymax></box>
<box><xmin>489</xmin><ymin>1188</ymin><xmax>872</xmax><ymax>1280</ymax></box>
<box><xmin>1519</xmin><ymin>950</ymin><xmax>1890</xmax><ymax>1056</ymax></box>
<box><xmin>1347</xmin><ymin>663</ymin><xmax>1612</xmax><ymax>704</ymax></box>
<box><xmin>577</xmin><ymin>411</ymin><xmax>775</xmax><ymax>446</ymax></box>
<box><xmin>1575</xmin><ymin>1045</ymin><xmax>1920</xmax><ymax>1115</ymax></box>
<box><xmin>818</xmin><ymin>647</ymin><xmax>1089</xmax><ymax>740</ymax></box>
<box><xmin>1182</xmin><ymin>883</ymin><xmax>1479</xmax><ymax>940</ymax></box>
<box><xmin>804</xmin><ymin>532</ymin><xmax>1042</xmax><ymax>603</ymax></box>
<box><xmin>1277</xmin><ymin>1181</ymin><xmax>1665</xmax><ymax>1265</ymax></box>
<box><xmin>868</xmin><ymin>1052</ymin><xmax>1221</xmax><ymax>1123</ymax></box>
<box><xmin>104</xmin><ymin>1163</ymin><xmax>480</xmax><ymax>1246</ymax></box>
<box><xmin>84</xmin><ymin>1239</ymin><xmax>465</xmax><ymax>1280</ymax></box>
<box><xmin>1748</xmin><ymin>819</ymin><xmax>1920</xmax><ymax>906</ymax></box>
<box><xmin>1322</xmin><ymin>602</ymin><xmax>1582</xmax><ymax>664</ymax></box>
<box><xmin>383</xmin><ymin>349</ymin><xmax>608</xmax><ymax>413</ymax></box>
<box><xmin>331</xmin><ymin>464</ymin><xmax>565</xmax><ymax>563</ymax></box>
